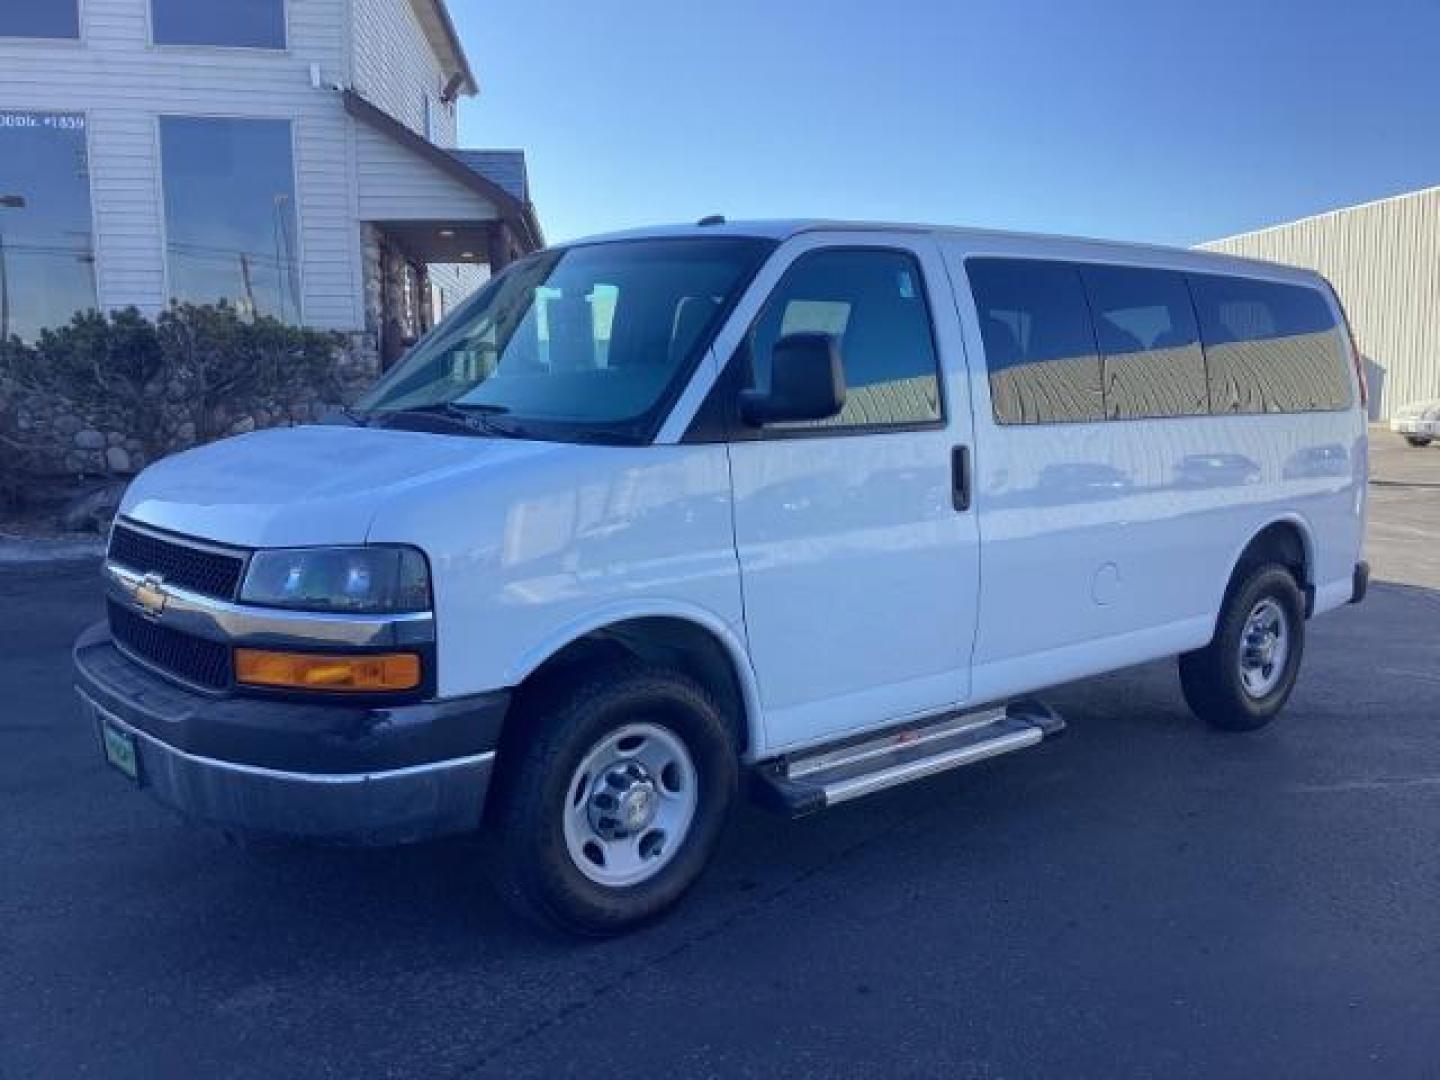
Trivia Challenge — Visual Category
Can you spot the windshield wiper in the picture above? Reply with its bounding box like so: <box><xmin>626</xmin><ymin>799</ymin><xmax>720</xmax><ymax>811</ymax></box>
<box><xmin>370</xmin><ymin>403</ymin><xmax>488</xmax><ymax>435</ymax></box>
<box><xmin>373</xmin><ymin>402</ymin><xmax>531</xmax><ymax>439</ymax></box>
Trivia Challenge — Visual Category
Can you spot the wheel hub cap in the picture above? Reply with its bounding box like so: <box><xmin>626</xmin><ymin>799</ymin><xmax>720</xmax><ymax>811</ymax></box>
<box><xmin>589</xmin><ymin>762</ymin><xmax>660</xmax><ymax>839</ymax></box>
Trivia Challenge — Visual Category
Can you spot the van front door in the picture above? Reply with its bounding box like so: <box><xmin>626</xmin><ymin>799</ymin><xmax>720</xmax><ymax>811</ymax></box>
<box><xmin>723</xmin><ymin>238</ymin><xmax>980</xmax><ymax>753</ymax></box>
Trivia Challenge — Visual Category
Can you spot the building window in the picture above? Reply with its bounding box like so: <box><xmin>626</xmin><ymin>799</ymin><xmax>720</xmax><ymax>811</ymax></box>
<box><xmin>0</xmin><ymin>0</ymin><xmax>80</xmax><ymax>39</ymax></box>
<box><xmin>160</xmin><ymin>117</ymin><xmax>300</xmax><ymax>322</ymax></box>
<box><xmin>0</xmin><ymin>111</ymin><xmax>96</xmax><ymax>343</ymax></box>
<box><xmin>969</xmin><ymin>258</ymin><xmax>1104</xmax><ymax>425</ymax></box>
<box><xmin>749</xmin><ymin>248</ymin><xmax>943</xmax><ymax>430</ymax></box>
<box><xmin>151</xmin><ymin>0</ymin><xmax>285</xmax><ymax>49</ymax></box>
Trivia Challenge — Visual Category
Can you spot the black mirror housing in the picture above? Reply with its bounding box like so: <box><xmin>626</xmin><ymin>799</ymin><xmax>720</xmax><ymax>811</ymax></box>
<box><xmin>740</xmin><ymin>332</ymin><xmax>846</xmax><ymax>425</ymax></box>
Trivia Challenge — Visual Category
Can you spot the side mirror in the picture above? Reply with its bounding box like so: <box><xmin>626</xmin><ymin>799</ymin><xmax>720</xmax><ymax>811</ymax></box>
<box><xmin>739</xmin><ymin>332</ymin><xmax>846</xmax><ymax>425</ymax></box>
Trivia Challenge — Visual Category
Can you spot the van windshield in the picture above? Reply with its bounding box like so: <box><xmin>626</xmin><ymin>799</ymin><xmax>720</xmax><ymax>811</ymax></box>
<box><xmin>356</xmin><ymin>237</ymin><xmax>775</xmax><ymax>444</ymax></box>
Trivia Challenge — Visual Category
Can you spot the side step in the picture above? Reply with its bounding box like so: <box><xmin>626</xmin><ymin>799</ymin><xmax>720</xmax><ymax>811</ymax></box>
<box><xmin>752</xmin><ymin>701</ymin><xmax>1065</xmax><ymax>817</ymax></box>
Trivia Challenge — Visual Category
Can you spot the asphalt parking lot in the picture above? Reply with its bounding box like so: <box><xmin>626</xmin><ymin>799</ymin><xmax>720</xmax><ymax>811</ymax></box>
<box><xmin>2</xmin><ymin>434</ymin><xmax>1438</xmax><ymax>1079</ymax></box>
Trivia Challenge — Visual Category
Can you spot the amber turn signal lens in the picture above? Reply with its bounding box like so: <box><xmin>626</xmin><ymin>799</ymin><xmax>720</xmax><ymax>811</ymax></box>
<box><xmin>234</xmin><ymin>649</ymin><xmax>421</xmax><ymax>692</ymax></box>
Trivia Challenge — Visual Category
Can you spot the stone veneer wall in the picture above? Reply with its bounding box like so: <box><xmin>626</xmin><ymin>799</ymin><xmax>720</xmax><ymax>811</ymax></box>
<box><xmin>6</xmin><ymin>333</ymin><xmax>381</xmax><ymax>480</ymax></box>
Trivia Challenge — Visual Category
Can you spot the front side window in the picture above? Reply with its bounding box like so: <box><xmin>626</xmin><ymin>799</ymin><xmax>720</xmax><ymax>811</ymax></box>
<box><xmin>0</xmin><ymin>0</ymin><xmax>79</xmax><ymax>38</ymax></box>
<box><xmin>969</xmin><ymin>258</ymin><xmax>1103</xmax><ymax>425</ymax></box>
<box><xmin>358</xmin><ymin>238</ymin><xmax>774</xmax><ymax>444</ymax></box>
<box><xmin>152</xmin><ymin>0</ymin><xmax>285</xmax><ymax>48</ymax></box>
<box><xmin>1082</xmin><ymin>264</ymin><xmax>1208</xmax><ymax>419</ymax></box>
<box><xmin>1190</xmin><ymin>274</ymin><xmax>1351</xmax><ymax>413</ymax></box>
<box><xmin>748</xmin><ymin>248</ymin><xmax>942</xmax><ymax>429</ymax></box>
<box><xmin>159</xmin><ymin>117</ymin><xmax>300</xmax><ymax>321</ymax></box>
<box><xmin>0</xmin><ymin>111</ymin><xmax>96</xmax><ymax>343</ymax></box>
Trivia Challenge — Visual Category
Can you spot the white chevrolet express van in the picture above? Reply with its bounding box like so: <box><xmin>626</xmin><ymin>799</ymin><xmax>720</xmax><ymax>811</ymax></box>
<box><xmin>75</xmin><ymin>220</ymin><xmax>1369</xmax><ymax>934</ymax></box>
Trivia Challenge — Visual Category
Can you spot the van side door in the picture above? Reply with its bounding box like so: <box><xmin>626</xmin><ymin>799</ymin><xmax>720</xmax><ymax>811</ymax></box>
<box><xmin>722</xmin><ymin>235</ymin><xmax>981</xmax><ymax>753</ymax></box>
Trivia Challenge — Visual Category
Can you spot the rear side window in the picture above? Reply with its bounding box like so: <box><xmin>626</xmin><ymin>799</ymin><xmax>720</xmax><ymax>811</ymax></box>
<box><xmin>968</xmin><ymin>258</ymin><xmax>1103</xmax><ymax>424</ymax></box>
<box><xmin>1081</xmin><ymin>265</ymin><xmax>1208</xmax><ymax>419</ymax></box>
<box><xmin>1189</xmin><ymin>275</ymin><xmax>1352</xmax><ymax>413</ymax></box>
<box><xmin>750</xmin><ymin>248</ymin><xmax>942</xmax><ymax>430</ymax></box>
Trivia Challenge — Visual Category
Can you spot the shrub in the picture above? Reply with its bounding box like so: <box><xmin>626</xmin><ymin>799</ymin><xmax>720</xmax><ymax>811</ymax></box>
<box><xmin>0</xmin><ymin>304</ymin><xmax>349</xmax><ymax>505</ymax></box>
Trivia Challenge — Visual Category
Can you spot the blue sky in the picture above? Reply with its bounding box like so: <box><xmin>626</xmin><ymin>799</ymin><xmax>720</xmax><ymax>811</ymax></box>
<box><xmin>454</xmin><ymin>0</ymin><xmax>1440</xmax><ymax>246</ymax></box>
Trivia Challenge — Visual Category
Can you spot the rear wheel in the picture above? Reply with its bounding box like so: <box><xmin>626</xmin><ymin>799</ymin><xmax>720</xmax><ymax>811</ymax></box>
<box><xmin>1404</xmin><ymin>435</ymin><xmax>1432</xmax><ymax>448</ymax></box>
<box><xmin>494</xmin><ymin>663</ymin><xmax>737</xmax><ymax>936</ymax></box>
<box><xmin>1179</xmin><ymin>564</ymin><xmax>1305</xmax><ymax>732</ymax></box>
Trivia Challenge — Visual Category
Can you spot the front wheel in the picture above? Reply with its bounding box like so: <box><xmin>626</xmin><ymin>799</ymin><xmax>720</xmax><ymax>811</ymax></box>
<box><xmin>494</xmin><ymin>664</ymin><xmax>737</xmax><ymax>936</ymax></box>
<box><xmin>1179</xmin><ymin>564</ymin><xmax>1306</xmax><ymax>731</ymax></box>
<box><xmin>1404</xmin><ymin>435</ymin><xmax>1432</xmax><ymax>448</ymax></box>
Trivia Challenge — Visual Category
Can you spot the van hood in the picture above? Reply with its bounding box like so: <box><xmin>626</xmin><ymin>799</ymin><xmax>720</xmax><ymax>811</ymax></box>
<box><xmin>120</xmin><ymin>424</ymin><xmax>561</xmax><ymax>548</ymax></box>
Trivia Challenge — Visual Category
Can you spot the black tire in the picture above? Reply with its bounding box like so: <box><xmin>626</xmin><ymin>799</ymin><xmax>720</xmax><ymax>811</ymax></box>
<box><xmin>493</xmin><ymin>663</ymin><xmax>737</xmax><ymax>936</ymax></box>
<box><xmin>1179</xmin><ymin>564</ymin><xmax>1305</xmax><ymax>732</ymax></box>
<box><xmin>1404</xmin><ymin>436</ymin><xmax>1432</xmax><ymax>448</ymax></box>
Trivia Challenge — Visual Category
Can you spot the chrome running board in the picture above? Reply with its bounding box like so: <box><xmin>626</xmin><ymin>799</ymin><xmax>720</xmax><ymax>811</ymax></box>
<box><xmin>752</xmin><ymin>701</ymin><xmax>1065</xmax><ymax>816</ymax></box>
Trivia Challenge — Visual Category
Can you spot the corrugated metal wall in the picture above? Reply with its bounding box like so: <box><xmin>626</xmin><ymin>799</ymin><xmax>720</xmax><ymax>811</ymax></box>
<box><xmin>1200</xmin><ymin>186</ymin><xmax>1440</xmax><ymax>420</ymax></box>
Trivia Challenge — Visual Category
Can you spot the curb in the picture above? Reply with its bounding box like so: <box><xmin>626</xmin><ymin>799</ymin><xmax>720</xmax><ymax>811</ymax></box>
<box><xmin>1370</xmin><ymin>478</ymin><xmax>1440</xmax><ymax>490</ymax></box>
<box><xmin>0</xmin><ymin>538</ymin><xmax>106</xmax><ymax>565</ymax></box>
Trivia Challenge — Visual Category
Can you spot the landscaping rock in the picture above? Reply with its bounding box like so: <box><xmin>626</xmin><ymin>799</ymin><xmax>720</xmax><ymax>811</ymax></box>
<box><xmin>74</xmin><ymin>429</ymin><xmax>106</xmax><ymax>451</ymax></box>
<box><xmin>60</xmin><ymin>480</ymin><xmax>127</xmax><ymax>533</ymax></box>
<box><xmin>104</xmin><ymin>446</ymin><xmax>131</xmax><ymax>474</ymax></box>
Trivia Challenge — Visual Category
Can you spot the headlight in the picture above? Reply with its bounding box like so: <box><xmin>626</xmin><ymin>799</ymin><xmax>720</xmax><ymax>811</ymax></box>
<box><xmin>240</xmin><ymin>546</ymin><xmax>431</xmax><ymax>614</ymax></box>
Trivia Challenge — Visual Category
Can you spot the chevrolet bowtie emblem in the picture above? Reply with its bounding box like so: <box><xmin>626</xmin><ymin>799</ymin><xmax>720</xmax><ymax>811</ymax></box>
<box><xmin>131</xmin><ymin>572</ymin><xmax>169</xmax><ymax>618</ymax></box>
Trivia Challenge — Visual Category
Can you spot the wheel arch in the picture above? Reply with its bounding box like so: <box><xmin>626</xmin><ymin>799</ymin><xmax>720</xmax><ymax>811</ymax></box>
<box><xmin>1220</xmin><ymin>515</ymin><xmax>1317</xmax><ymax>621</ymax></box>
<box><xmin>504</xmin><ymin>604</ymin><xmax>765</xmax><ymax>757</ymax></box>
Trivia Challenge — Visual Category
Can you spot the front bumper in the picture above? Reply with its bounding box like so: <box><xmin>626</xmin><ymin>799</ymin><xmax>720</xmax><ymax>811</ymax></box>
<box><xmin>74</xmin><ymin>622</ymin><xmax>510</xmax><ymax>845</ymax></box>
<box><xmin>1391</xmin><ymin>417</ymin><xmax>1440</xmax><ymax>437</ymax></box>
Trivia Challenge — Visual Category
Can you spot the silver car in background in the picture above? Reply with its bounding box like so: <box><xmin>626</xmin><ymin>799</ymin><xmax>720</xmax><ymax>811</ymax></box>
<box><xmin>1391</xmin><ymin>398</ymin><xmax>1440</xmax><ymax>446</ymax></box>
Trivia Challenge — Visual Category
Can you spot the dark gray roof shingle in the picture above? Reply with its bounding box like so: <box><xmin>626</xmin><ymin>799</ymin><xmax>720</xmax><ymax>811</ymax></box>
<box><xmin>448</xmin><ymin>150</ymin><xmax>528</xmax><ymax>202</ymax></box>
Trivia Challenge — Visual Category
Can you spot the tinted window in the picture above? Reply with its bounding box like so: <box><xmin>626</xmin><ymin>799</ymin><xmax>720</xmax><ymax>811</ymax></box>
<box><xmin>1081</xmin><ymin>264</ymin><xmax>1208</xmax><ymax>419</ymax></box>
<box><xmin>749</xmin><ymin>249</ymin><xmax>941</xmax><ymax>429</ymax></box>
<box><xmin>160</xmin><ymin>117</ymin><xmax>300</xmax><ymax>321</ymax></box>
<box><xmin>0</xmin><ymin>111</ymin><xmax>97</xmax><ymax>342</ymax></box>
<box><xmin>0</xmin><ymin>0</ymin><xmax>79</xmax><ymax>38</ymax></box>
<box><xmin>152</xmin><ymin>0</ymin><xmax>285</xmax><ymax>48</ymax></box>
<box><xmin>1190</xmin><ymin>274</ymin><xmax>1351</xmax><ymax>413</ymax></box>
<box><xmin>969</xmin><ymin>258</ymin><xmax>1102</xmax><ymax>424</ymax></box>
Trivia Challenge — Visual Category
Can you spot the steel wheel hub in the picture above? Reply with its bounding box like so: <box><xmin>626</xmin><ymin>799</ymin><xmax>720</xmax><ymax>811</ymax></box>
<box><xmin>562</xmin><ymin>722</ymin><xmax>698</xmax><ymax>887</ymax></box>
<box><xmin>1238</xmin><ymin>597</ymin><xmax>1289</xmax><ymax>699</ymax></box>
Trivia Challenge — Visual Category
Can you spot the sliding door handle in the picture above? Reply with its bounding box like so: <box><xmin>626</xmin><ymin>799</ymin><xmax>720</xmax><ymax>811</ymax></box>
<box><xmin>951</xmin><ymin>445</ymin><xmax>971</xmax><ymax>512</ymax></box>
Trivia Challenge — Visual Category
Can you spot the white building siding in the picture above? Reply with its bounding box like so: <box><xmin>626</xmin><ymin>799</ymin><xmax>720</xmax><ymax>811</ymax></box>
<box><xmin>1202</xmin><ymin>187</ymin><xmax>1440</xmax><ymax>420</ymax></box>
<box><xmin>352</xmin><ymin>0</ymin><xmax>458</xmax><ymax>146</ymax></box>
<box><xmin>428</xmin><ymin>261</ymin><xmax>488</xmax><ymax>317</ymax></box>
<box><xmin>353</xmin><ymin>122</ymin><xmax>496</xmax><ymax>221</ymax></box>
<box><xmin>0</xmin><ymin>0</ymin><xmax>363</xmax><ymax>330</ymax></box>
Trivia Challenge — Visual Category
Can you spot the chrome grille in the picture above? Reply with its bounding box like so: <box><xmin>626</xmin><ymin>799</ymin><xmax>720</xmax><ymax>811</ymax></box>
<box><xmin>107</xmin><ymin>600</ymin><xmax>232</xmax><ymax>691</ymax></box>
<box><xmin>107</xmin><ymin>523</ymin><xmax>247</xmax><ymax>600</ymax></box>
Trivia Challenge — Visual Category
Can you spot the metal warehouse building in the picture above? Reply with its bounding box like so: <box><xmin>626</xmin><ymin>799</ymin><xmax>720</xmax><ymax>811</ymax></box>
<box><xmin>1201</xmin><ymin>185</ymin><xmax>1440</xmax><ymax>421</ymax></box>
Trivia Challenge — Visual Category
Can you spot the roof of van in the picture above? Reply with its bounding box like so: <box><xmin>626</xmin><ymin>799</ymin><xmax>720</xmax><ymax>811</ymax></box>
<box><xmin>566</xmin><ymin>219</ymin><xmax>1317</xmax><ymax>282</ymax></box>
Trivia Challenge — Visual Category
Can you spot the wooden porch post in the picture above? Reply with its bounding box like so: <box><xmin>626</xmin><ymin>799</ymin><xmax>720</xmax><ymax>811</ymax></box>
<box><xmin>486</xmin><ymin>222</ymin><xmax>516</xmax><ymax>275</ymax></box>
